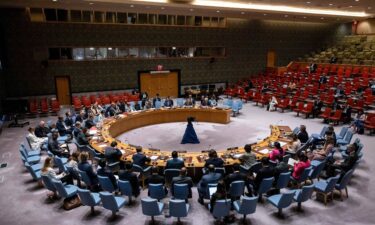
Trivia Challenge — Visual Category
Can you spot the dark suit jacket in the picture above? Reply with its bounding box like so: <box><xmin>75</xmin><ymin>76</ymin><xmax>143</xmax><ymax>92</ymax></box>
<box><xmin>76</xmin><ymin>131</ymin><xmax>89</xmax><ymax>145</ymax></box>
<box><xmin>48</xmin><ymin>138</ymin><xmax>65</xmax><ymax>156</ymax></box>
<box><xmin>254</xmin><ymin>166</ymin><xmax>275</xmax><ymax>191</ymax></box>
<box><xmin>224</xmin><ymin>171</ymin><xmax>248</xmax><ymax>190</ymax></box>
<box><xmin>118</xmin><ymin>170</ymin><xmax>140</xmax><ymax>197</ymax></box>
<box><xmin>204</xmin><ymin>157</ymin><xmax>224</xmax><ymax>168</ymax></box>
<box><xmin>85</xmin><ymin>119</ymin><xmax>95</xmax><ymax>129</ymax></box>
<box><xmin>134</xmin><ymin>103</ymin><xmax>142</xmax><ymax>111</ymax></box>
<box><xmin>56</xmin><ymin>120</ymin><xmax>67</xmax><ymax>136</ymax></box>
<box><xmin>171</xmin><ymin>175</ymin><xmax>193</xmax><ymax>198</ymax></box>
<box><xmin>35</xmin><ymin>126</ymin><xmax>50</xmax><ymax>138</ymax></box>
<box><xmin>104</xmin><ymin>147</ymin><xmax>123</xmax><ymax>164</ymax></box>
<box><xmin>198</xmin><ymin>172</ymin><xmax>222</xmax><ymax>192</ymax></box>
<box><xmin>153</xmin><ymin>97</ymin><xmax>161</xmax><ymax>106</ymax></box>
<box><xmin>165</xmin><ymin>158</ymin><xmax>185</xmax><ymax>170</ymax></box>
<box><xmin>75</xmin><ymin>114</ymin><xmax>83</xmax><ymax>123</ymax></box>
<box><xmin>132</xmin><ymin>153</ymin><xmax>148</xmax><ymax>168</ymax></box>
<box><xmin>78</xmin><ymin>162</ymin><xmax>98</xmax><ymax>185</ymax></box>
<box><xmin>147</xmin><ymin>174</ymin><xmax>165</xmax><ymax>185</ymax></box>
<box><xmin>164</xmin><ymin>99</ymin><xmax>173</xmax><ymax>107</ymax></box>
<box><xmin>97</xmin><ymin>167</ymin><xmax>118</xmax><ymax>189</ymax></box>
<box><xmin>64</xmin><ymin>117</ymin><xmax>74</xmax><ymax>127</ymax></box>
<box><xmin>298</xmin><ymin>131</ymin><xmax>309</xmax><ymax>143</ymax></box>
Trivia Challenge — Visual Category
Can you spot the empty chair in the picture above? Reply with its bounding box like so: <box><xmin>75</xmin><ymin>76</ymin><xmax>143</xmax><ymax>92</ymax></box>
<box><xmin>282</xmin><ymin>154</ymin><xmax>290</xmax><ymax>164</ymax></box>
<box><xmin>19</xmin><ymin>149</ymin><xmax>40</xmax><ymax>164</ymax></box>
<box><xmin>133</xmin><ymin>164</ymin><xmax>151</xmax><ymax>188</ymax></box>
<box><xmin>77</xmin><ymin>188</ymin><xmax>101</xmax><ymax>213</ymax></box>
<box><xmin>173</xmin><ymin>183</ymin><xmax>189</xmax><ymax>200</ymax></box>
<box><xmin>208</xmin><ymin>199</ymin><xmax>231</xmax><ymax>222</ymax></box>
<box><xmin>229</xmin><ymin>180</ymin><xmax>245</xmax><ymax>200</ymax></box>
<box><xmin>309</xmin><ymin>161</ymin><xmax>326</xmax><ymax>182</ymax></box>
<box><xmin>293</xmin><ymin>184</ymin><xmax>314</xmax><ymax>210</ymax></box>
<box><xmin>169</xmin><ymin>199</ymin><xmax>189</xmax><ymax>224</ymax></box>
<box><xmin>267</xmin><ymin>191</ymin><xmax>296</xmax><ymax>217</ymax></box>
<box><xmin>149</xmin><ymin>183</ymin><xmax>166</xmax><ymax>200</ymax></box>
<box><xmin>41</xmin><ymin>174</ymin><xmax>58</xmax><ymax>197</ymax></box>
<box><xmin>233</xmin><ymin>196</ymin><xmax>258</xmax><ymax>222</ymax></box>
<box><xmin>54</xmin><ymin>156</ymin><xmax>68</xmax><ymax>173</ymax></box>
<box><xmin>118</xmin><ymin>180</ymin><xmax>133</xmax><ymax>204</ymax></box>
<box><xmin>98</xmin><ymin>175</ymin><xmax>116</xmax><ymax>193</ymax></box>
<box><xmin>99</xmin><ymin>192</ymin><xmax>127</xmax><ymax>217</ymax></box>
<box><xmin>141</xmin><ymin>198</ymin><xmax>164</xmax><ymax>224</ymax></box>
<box><xmin>20</xmin><ymin>143</ymin><xmax>40</xmax><ymax>156</ymax></box>
<box><xmin>336</xmin><ymin>130</ymin><xmax>353</xmax><ymax>145</ymax></box>
<box><xmin>335</xmin><ymin>169</ymin><xmax>354</xmax><ymax>201</ymax></box>
<box><xmin>311</xmin><ymin>126</ymin><xmax>328</xmax><ymax>140</ymax></box>
<box><xmin>314</xmin><ymin>175</ymin><xmax>340</xmax><ymax>205</ymax></box>
<box><xmin>257</xmin><ymin>177</ymin><xmax>274</xmax><ymax>202</ymax></box>
<box><xmin>214</xmin><ymin>167</ymin><xmax>226</xmax><ymax>175</ymax></box>
<box><xmin>276</xmin><ymin>172</ymin><xmax>291</xmax><ymax>189</ymax></box>
<box><xmin>52</xmin><ymin>179</ymin><xmax>78</xmax><ymax>199</ymax></box>
<box><xmin>336</xmin><ymin>127</ymin><xmax>349</xmax><ymax>140</ymax></box>
<box><xmin>24</xmin><ymin>162</ymin><xmax>41</xmax><ymax>181</ymax></box>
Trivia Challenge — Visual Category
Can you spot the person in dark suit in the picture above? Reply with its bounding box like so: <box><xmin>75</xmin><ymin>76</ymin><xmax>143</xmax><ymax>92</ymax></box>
<box><xmin>134</xmin><ymin>102</ymin><xmax>142</xmax><ymax>111</ymax></box>
<box><xmin>118</xmin><ymin>99</ymin><xmax>126</xmax><ymax>113</ymax></box>
<box><xmin>171</xmin><ymin>167</ymin><xmax>193</xmax><ymax>198</ymax></box>
<box><xmin>132</xmin><ymin>146</ymin><xmax>150</xmax><ymax>168</ymax></box>
<box><xmin>224</xmin><ymin>163</ymin><xmax>252</xmax><ymax>197</ymax></box>
<box><xmin>164</xmin><ymin>96</ymin><xmax>174</xmax><ymax>107</ymax></box>
<box><xmin>184</xmin><ymin>94</ymin><xmax>195</xmax><ymax>106</ymax></box>
<box><xmin>118</xmin><ymin>162</ymin><xmax>140</xmax><ymax>197</ymax></box>
<box><xmin>56</xmin><ymin>116</ymin><xmax>67</xmax><ymax>136</ymax></box>
<box><xmin>76</xmin><ymin>128</ymin><xmax>90</xmax><ymax>146</ymax></box>
<box><xmin>197</xmin><ymin>164</ymin><xmax>222</xmax><ymax>204</ymax></box>
<box><xmin>73</xmin><ymin>122</ymin><xmax>82</xmax><ymax>138</ymax></box>
<box><xmin>165</xmin><ymin>151</ymin><xmax>185</xmax><ymax>169</ymax></box>
<box><xmin>297</xmin><ymin>125</ymin><xmax>309</xmax><ymax>143</ymax></box>
<box><xmin>64</xmin><ymin>112</ymin><xmax>74</xmax><ymax>128</ymax></box>
<box><xmin>204</xmin><ymin>150</ymin><xmax>224</xmax><ymax>168</ymax></box>
<box><xmin>48</xmin><ymin>132</ymin><xmax>69</xmax><ymax>157</ymax></box>
<box><xmin>35</xmin><ymin>121</ymin><xmax>50</xmax><ymax>138</ymax></box>
<box><xmin>104</xmin><ymin>141</ymin><xmax>123</xmax><ymax>164</ymax></box>
<box><xmin>78</xmin><ymin>152</ymin><xmax>99</xmax><ymax>188</ymax></box>
<box><xmin>105</xmin><ymin>103</ymin><xmax>117</xmax><ymax>117</ymax></box>
<box><xmin>75</xmin><ymin>111</ymin><xmax>85</xmax><ymax>123</ymax></box>
<box><xmin>97</xmin><ymin>159</ymin><xmax>118</xmax><ymax>190</ymax></box>
<box><xmin>252</xmin><ymin>157</ymin><xmax>275</xmax><ymax>194</ymax></box>
<box><xmin>201</xmin><ymin>97</ymin><xmax>211</xmax><ymax>107</ymax></box>
<box><xmin>146</xmin><ymin>166</ymin><xmax>168</xmax><ymax>195</ymax></box>
<box><xmin>152</xmin><ymin>93</ymin><xmax>161</xmax><ymax>107</ymax></box>
<box><xmin>85</xmin><ymin>115</ymin><xmax>96</xmax><ymax>129</ymax></box>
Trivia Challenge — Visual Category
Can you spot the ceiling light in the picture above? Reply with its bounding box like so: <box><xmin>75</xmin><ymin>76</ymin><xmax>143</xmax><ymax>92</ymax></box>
<box><xmin>89</xmin><ymin>47</ymin><xmax>94</xmax><ymax>51</ymax></box>
<box><xmin>303</xmin><ymin>16</ymin><xmax>307</xmax><ymax>19</ymax></box>
<box><xmin>329</xmin><ymin>4</ymin><xmax>333</xmax><ymax>6</ymax></box>
<box><xmin>216</xmin><ymin>10</ymin><xmax>220</xmax><ymax>13</ymax></box>
<box><xmin>130</xmin><ymin>5</ymin><xmax>134</xmax><ymax>7</ymax></box>
<box><xmin>355</xmin><ymin>0</ymin><xmax>359</xmax><ymax>2</ymax></box>
<box><xmin>161</xmin><ymin>7</ymin><xmax>165</xmax><ymax>9</ymax></box>
<box><xmin>263</xmin><ymin>13</ymin><xmax>267</xmax><ymax>16</ymax></box>
<box><xmin>349</xmin><ymin>6</ymin><xmax>353</xmax><ymax>8</ymax></box>
<box><xmin>52</xmin><ymin>0</ymin><xmax>57</xmax><ymax>2</ymax></box>
<box><xmin>306</xmin><ymin>1</ymin><xmax>311</xmax><ymax>4</ymax></box>
<box><xmin>284</xmin><ymin>15</ymin><xmax>288</xmax><ymax>17</ymax></box>
<box><xmin>190</xmin><ymin>8</ymin><xmax>194</xmax><ymax>11</ymax></box>
<box><xmin>321</xmin><ymin>17</ymin><xmax>324</xmax><ymax>19</ymax></box>
<box><xmin>108</xmin><ymin>47</ymin><xmax>112</xmax><ymax>50</ymax></box>
<box><xmin>191</xmin><ymin>0</ymin><xmax>368</xmax><ymax>17</ymax></box>
<box><xmin>241</xmin><ymin>12</ymin><xmax>245</xmax><ymax>14</ymax></box>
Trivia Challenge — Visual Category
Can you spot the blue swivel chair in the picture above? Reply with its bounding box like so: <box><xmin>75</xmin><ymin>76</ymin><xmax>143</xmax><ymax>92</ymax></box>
<box><xmin>311</xmin><ymin>126</ymin><xmax>328</xmax><ymax>140</ymax></box>
<box><xmin>291</xmin><ymin>166</ymin><xmax>313</xmax><ymax>188</ymax></box>
<box><xmin>276</xmin><ymin>172</ymin><xmax>291</xmax><ymax>189</ymax></box>
<box><xmin>164</xmin><ymin>168</ymin><xmax>181</xmax><ymax>186</ymax></box>
<box><xmin>52</xmin><ymin>179</ymin><xmax>78</xmax><ymax>199</ymax></box>
<box><xmin>98</xmin><ymin>175</ymin><xmax>116</xmax><ymax>193</ymax></box>
<box><xmin>41</xmin><ymin>175</ymin><xmax>58</xmax><ymax>197</ymax></box>
<box><xmin>249</xmin><ymin>162</ymin><xmax>262</xmax><ymax>174</ymax></box>
<box><xmin>154</xmin><ymin>101</ymin><xmax>162</xmax><ymax>109</ymax></box>
<box><xmin>20</xmin><ymin>143</ymin><xmax>40</xmax><ymax>156</ymax></box>
<box><xmin>314</xmin><ymin>175</ymin><xmax>340</xmax><ymax>205</ymax></box>
<box><xmin>118</xmin><ymin>180</ymin><xmax>134</xmax><ymax>204</ymax></box>
<box><xmin>258</xmin><ymin>177</ymin><xmax>274</xmax><ymax>202</ymax></box>
<box><xmin>169</xmin><ymin>199</ymin><xmax>189</xmax><ymax>224</ymax></box>
<box><xmin>99</xmin><ymin>192</ymin><xmax>127</xmax><ymax>217</ymax></box>
<box><xmin>208</xmin><ymin>199</ymin><xmax>231</xmax><ymax>222</ymax></box>
<box><xmin>19</xmin><ymin>149</ymin><xmax>40</xmax><ymax>164</ymax></box>
<box><xmin>133</xmin><ymin>164</ymin><xmax>151</xmax><ymax>188</ymax></box>
<box><xmin>77</xmin><ymin>188</ymin><xmax>101</xmax><ymax>213</ymax></box>
<box><xmin>24</xmin><ymin>162</ymin><xmax>41</xmax><ymax>181</ymax></box>
<box><xmin>78</xmin><ymin>169</ymin><xmax>93</xmax><ymax>189</ymax></box>
<box><xmin>233</xmin><ymin>196</ymin><xmax>258</xmax><ymax>222</ymax></box>
<box><xmin>149</xmin><ymin>183</ymin><xmax>166</xmax><ymax>201</ymax></box>
<box><xmin>293</xmin><ymin>184</ymin><xmax>314</xmax><ymax>210</ymax></box>
<box><xmin>267</xmin><ymin>191</ymin><xmax>296</xmax><ymax>217</ymax></box>
<box><xmin>176</xmin><ymin>98</ymin><xmax>184</xmax><ymax>107</ymax></box>
<box><xmin>173</xmin><ymin>183</ymin><xmax>189</xmax><ymax>200</ymax></box>
<box><xmin>336</xmin><ymin>127</ymin><xmax>349</xmax><ymax>140</ymax></box>
<box><xmin>336</xmin><ymin>130</ymin><xmax>353</xmax><ymax>145</ymax></box>
<box><xmin>309</xmin><ymin>161</ymin><xmax>326</xmax><ymax>182</ymax></box>
<box><xmin>141</xmin><ymin>198</ymin><xmax>164</xmax><ymax>224</ymax></box>
<box><xmin>335</xmin><ymin>169</ymin><xmax>354</xmax><ymax>201</ymax></box>
<box><xmin>229</xmin><ymin>180</ymin><xmax>245</xmax><ymax>200</ymax></box>
<box><xmin>54</xmin><ymin>156</ymin><xmax>68</xmax><ymax>173</ymax></box>
<box><xmin>214</xmin><ymin>167</ymin><xmax>226</xmax><ymax>176</ymax></box>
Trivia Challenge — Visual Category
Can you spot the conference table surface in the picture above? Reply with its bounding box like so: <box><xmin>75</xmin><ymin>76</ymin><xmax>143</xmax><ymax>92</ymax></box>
<box><xmin>90</xmin><ymin>107</ymin><xmax>293</xmax><ymax>169</ymax></box>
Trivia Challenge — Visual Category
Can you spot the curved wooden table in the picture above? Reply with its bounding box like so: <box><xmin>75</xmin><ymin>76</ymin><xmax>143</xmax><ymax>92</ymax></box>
<box><xmin>90</xmin><ymin>107</ymin><xmax>292</xmax><ymax>177</ymax></box>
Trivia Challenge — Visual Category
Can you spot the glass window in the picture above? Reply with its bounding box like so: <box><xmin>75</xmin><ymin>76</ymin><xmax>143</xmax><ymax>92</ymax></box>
<box><xmin>156</xmin><ymin>47</ymin><xmax>168</xmax><ymax>58</ymax></box>
<box><xmin>72</xmin><ymin>48</ymin><xmax>84</xmax><ymax>60</ymax></box>
<box><xmin>29</xmin><ymin>8</ymin><xmax>44</xmax><ymax>22</ymax></box>
<box><xmin>128</xmin><ymin>13</ymin><xmax>137</xmax><ymax>24</ymax></box>
<box><xmin>211</xmin><ymin>17</ymin><xmax>219</xmax><ymax>27</ymax></box>
<box><xmin>211</xmin><ymin>47</ymin><xmax>225</xmax><ymax>57</ymax></box>
<box><xmin>117</xmin><ymin>12</ymin><xmax>126</xmax><ymax>23</ymax></box>
<box><xmin>138</xmin><ymin>14</ymin><xmax>148</xmax><ymax>24</ymax></box>
<box><xmin>107</xmin><ymin>47</ymin><xmax>117</xmax><ymax>58</ymax></box>
<box><xmin>60</xmin><ymin>48</ymin><xmax>72</xmax><ymax>59</ymax></box>
<box><xmin>118</xmin><ymin>48</ymin><xmax>129</xmax><ymax>58</ymax></box>
<box><xmin>158</xmin><ymin>15</ymin><xmax>167</xmax><ymax>25</ymax></box>
<box><xmin>94</xmin><ymin>11</ymin><xmax>104</xmax><ymax>23</ymax></box>
<box><xmin>96</xmin><ymin>48</ymin><xmax>107</xmax><ymax>59</ymax></box>
<box><xmin>177</xmin><ymin>15</ymin><xmax>185</xmax><ymax>25</ymax></box>
<box><xmin>187</xmin><ymin>47</ymin><xmax>195</xmax><ymax>57</ymax></box>
<box><xmin>149</xmin><ymin>14</ymin><xmax>157</xmax><ymax>24</ymax></box>
<box><xmin>82</xmin><ymin>11</ymin><xmax>92</xmax><ymax>22</ymax></box>
<box><xmin>106</xmin><ymin>12</ymin><xmax>116</xmax><ymax>23</ymax></box>
<box><xmin>168</xmin><ymin>15</ymin><xmax>176</xmax><ymax>25</ymax></box>
<box><xmin>71</xmin><ymin>10</ymin><xmax>82</xmax><ymax>22</ymax></box>
<box><xmin>194</xmin><ymin>16</ymin><xmax>202</xmax><ymax>26</ymax></box>
<box><xmin>84</xmin><ymin>47</ymin><xmax>97</xmax><ymax>59</ymax></box>
<box><xmin>202</xmin><ymin>17</ymin><xmax>210</xmax><ymax>26</ymax></box>
<box><xmin>186</xmin><ymin>16</ymin><xmax>194</xmax><ymax>26</ymax></box>
<box><xmin>177</xmin><ymin>47</ymin><xmax>188</xmax><ymax>57</ymax></box>
<box><xmin>57</xmin><ymin>9</ymin><xmax>68</xmax><ymax>22</ymax></box>
<box><xmin>44</xmin><ymin>8</ymin><xmax>57</xmax><ymax>21</ymax></box>
<box><xmin>128</xmin><ymin>48</ymin><xmax>139</xmax><ymax>58</ymax></box>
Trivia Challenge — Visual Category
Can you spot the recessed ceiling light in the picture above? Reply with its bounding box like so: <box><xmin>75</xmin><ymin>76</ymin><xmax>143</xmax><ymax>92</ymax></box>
<box><xmin>306</xmin><ymin>1</ymin><xmax>311</xmax><ymax>4</ymax></box>
<box><xmin>263</xmin><ymin>13</ymin><xmax>267</xmax><ymax>16</ymax></box>
<box><xmin>321</xmin><ymin>17</ymin><xmax>324</xmax><ymax>19</ymax></box>
<box><xmin>303</xmin><ymin>16</ymin><xmax>307</xmax><ymax>19</ymax></box>
<box><xmin>190</xmin><ymin>8</ymin><xmax>194</xmax><ymax>11</ymax></box>
<box><xmin>349</xmin><ymin>5</ymin><xmax>353</xmax><ymax>8</ymax></box>
<box><xmin>130</xmin><ymin>5</ymin><xmax>134</xmax><ymax>7</ymax></box>
<box><xmin>161</xmin><ymin>7</ymin><xmax>165</xmax><ymax>9</ymax></box>
<box><xmin>108</xmin><ymin>47</ymin><xmax>112</xmax><ymax>50</ymax></box>
<box><xmin>89</xmin><ymin>2</ymin><xmax>94</xmax><ymax>5</ymax></box>
<box><xmin>52</xmin><ymin>0</ymin><xmax>57</xmax><ymax>2</ymax></box>
<box><xmin>329</xmin><ymin>3</ymin><xmax>333</xmax><ymax>6</ymax></box>
<box><xmin>284</xmin><ymin>15</ymin><xmax>288</xmax><ymax>17</ymax></box>
<box><xmin>216</xmin><ymin>10</ymin><xmax>220</xmax><ymax>13</ymax></box>
<box><xmin>241</xmin><ymin>12</ymin><xmax>245</xmax><ymax>14</ymax></box>
<box><xmin>355</xmin><ymin>0</ymin><xmax>359</xmax><ymax>2</ymax></box>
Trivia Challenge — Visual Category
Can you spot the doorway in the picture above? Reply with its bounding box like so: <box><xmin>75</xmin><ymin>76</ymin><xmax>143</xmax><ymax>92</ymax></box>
<box><xmin>267</xmin><ymin>50</ymin><xmax>276</xmax><ymax>68</ymax></box>
<box><xmin>55</xmin><ymin>76</ymin><xmax>71</xmax><ymax>105</ymax></box>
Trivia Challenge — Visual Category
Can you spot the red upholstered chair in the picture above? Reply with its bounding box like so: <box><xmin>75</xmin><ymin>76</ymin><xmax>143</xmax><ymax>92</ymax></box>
<box><xmin>277</xmin><ymin>98</ymin><xmax>289</xmax><ymax>112</ymax></box>
<box><xmin>364</xmin><ymin>95</ymin><xmax>374</xmax><ymax>106</ymax></box>
<box><xmin>293</xmin><ymin>102</ymin><xmax>304</xmax><ymax>117</ymax></box>
<box><xmin>319</xmin><ymin>107</ymin><xmax>332</xmax><ymax>120</ymax></box>
<box><xmin>90</xmin><ymin>95</ymin><xmax>97</xmax><ymax>104</ymax></box>
<box><xmin>352</xmin><ymin>100</ymin><xmax>364</xmax><ymax>112</ymax></box>
<box><xmin>29</xmin><ymin>99</ymin><xmax>38</xmax><ymax>115</ymax></box>
<box><xmin>40</xmin><ymin>98</ymin><xmax>49</xmax><ymax>114</ymax></box>
<box><xmin>51</xmin><ymin>99</ymin><xmax>60</xmax><ymax>114</ymax></box>
<box><xmin>259</xmin><ymin>95</ymin><xmax>270</xmax><ymax>107</ymax></box>
<box><xmin>322</xmin><ymin>95</ymin><xmax>334</xmax><ymax>105</ymax></box>
<box><xmin>300</xmin><ymin>102</ymin><xmax>314</xmax><ymax>118</ymax></box>
<box><xmin>73</xmin><ymin>99</ymin><xmax>82</xmax><ymax>111</ymax></box>
<box><xmin>364</xmin><ymin>117</ymin><xmax>375</xmax><ymax>134</ymax></box>
<box><xmin>329</xmin><ymin>110</ymin><xmax>342</xmax><ymax>125</ymax></box>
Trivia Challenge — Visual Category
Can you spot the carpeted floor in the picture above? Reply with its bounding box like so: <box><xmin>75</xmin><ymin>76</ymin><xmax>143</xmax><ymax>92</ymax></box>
<box><xmin>0</xmin><ymin>99</ymin><xmax>374</xmax><ymax>225</ymax></box>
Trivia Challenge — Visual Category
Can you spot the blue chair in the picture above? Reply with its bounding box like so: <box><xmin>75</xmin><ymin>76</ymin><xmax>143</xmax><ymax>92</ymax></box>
<box><xmin>203</xmin><ymin>183</ymin><xmax>218</xmax><ymax>200</ymax></box>
<box><xmin>311</xmin><ymin>126</ymin><xmax>328</xmax><ymax>140</ymax></box>
<box><xmin>87</xmin><ymin>146</ymin><xmax>103</xmax><ymax>161</ymax></box>
<box><xmin>164</xmin><ymin>168</ymin><xmax>181</xmax><ymax>186</ymax></box>
<box><xmin>169</xmin><ymin>199</ymin><xmax>189</xmax><ymax>223</ymax></box>
<box><xmin>232</xmin><ymin>101</ymin><xmax>240</xmax><ymax>116</ymax></box>
<box><xmin>309</xmin><ymin>161</ymin><xmax>326</xmax><ymax>182</ymax></box>
<box><xmin>52</xmin><ymin>179</ymin><xmax>78</xmax><ymax>199</ymax></box>
<box><xmin>41</xmin><ymin>175</ymin><xmax>58</xmax><ymax>197</ymax></box>
<box><xmin>229</xmin><ymin>180</ymin><xmax>245</xmax><ymax>200</ymax></box>
<box><xmin>19</xmin><ymin>149</ymin><xmax>40</xmax><ymax>164</ymax></box>
<box><xmin>335</xmin><ymin>169</ymin><xmax>354</xmax><ymax>201</ymax></box>
<box><xmin>267</xmin><ymin>190</ymin><xmax>296</xmax><ymax>216</ymax></box>
<box><xmin>239</xmin><ymin>165</ymin><xmax>249</xmax><ymax>174</ymax></box>
<box><xmin>24</xmin><ymin>162</ymin><xmax>41</xmax><ymax>181</ymax></box>
<box><xmin>249</xmin><ymin>162</ymin><xmax>262</xmax><ymax>174</ymax></box>
<box><xmin>20</xmin><ymin>155</ymin><xmax>42</xmax><ymax>171</ymax></box>
<box><xmin>341</xmin><ymin>143</ymin><xmax>363</xmax><ymax>159</ymax></box>
<box><xmin>314</xmin><ymin>175</ymin><xmax>340</xmax><ymax>205</ymax></box>
<box><xmin>78</xmin><ymin>169</ymin><xmax>93</xmax><ymax>189</ymax></box>
<box><xmin>133</xmin><ymin>164</ymin><xmax>151</xmax><ymax>188</ymax></box>
<box><xmin>339</xmin><ymin>137</ymin><xmax>360</xmax><ymax>152</ymax></box>
<box><xmin>292</xmin><ymin>126</ymin><xmax>300</xmax><ymax>135</ymax></box>
<box><xmin>98</xmin><ymin>175</ymin><xmax>116</xmax><ymax>193</ymax></box>
<box><xmin>20</xmin><ymin>143</ymin><xmax>40</xmax><ymax>156</ymax></box>
<box><xmin>99</xmin><ymin>192</ymin><xmax>127</xmax><ymax>217</ymax></box>
<box><xmin>118</xmin><ymin>180</ymin><xmax>133</xmax><ymax>204</ymax></box>
<box><xmin>224</xmin><ymin>99</ymin><xmax>233</xmax><ymax>107</ymax></box>
<box><xmin>238</xmin><ymin>100</ymin><xmax>243</xmax><ymax>110</ymax></box>
<box><xmin>291</xmin><ymin>166</ymin><xmax>313</xmax><ymax>188</ymax></box>
<box><xmin>77</xmin><ymin>188</ymin><xmax>101</xmax><ymax>213</ymax></box>
<box><xmin>336</xmin><ymin>130</ymin><xmax>353</xmax><ymax>145</ymax></box>
<box><xmin>154</xmin><ymin>101</ymin><xmax>162</xmax><ymax>109</ymax></box>
<box><xmin>208</xmin><ymin>199</ymin><xmax>231</xmax><ymax>222</ymax></box>
<box><xmin>233</xmin><ymin>196</ymin><xmax>258</xmax><ymax>221</ymax></box>
<box><xmin>54</xmin><ymin>156</ymin><xmax>68</xmax><ymax>173</ymax></box>
<box><xmin>293</xmin><ymin>184</ymin><xmax>314</xmax><ymax>210</ymax></box>
<box><xmin>258</xmin><ymin>177</ymin><xmax>274</xmax><ymax>202</ymax></box>
<box><xmin>141</xmin><ymin>198</ymin><xmax>164</xmax><ymax>224</ymax></box>
<box><xmin>176</xmin><ymin>98</ymin><xmax>184</xmax><ymax>107</ymax></box>
<box><xmin>276</xmin><ymin>172</ymin><xmax>291</xmax><ymax>189</ymax></box>
<box><xmin>214</xmin><ymin>167</ymin><xmax>226</xmax><ymax>175</ymax></box>
<box><xmin>336</xmin><ymin>127</ymin><xmax>349</xmax><ymax>140</ymax></box>
<box><xmin>173</xmin><ymin>183</ymin><xmax>189</xmax><ymax>200</ymax></box>
<box><xmin>149</xmin><ymin>183</ymin><xmax>166</xmax><ymax>200</ymax></box>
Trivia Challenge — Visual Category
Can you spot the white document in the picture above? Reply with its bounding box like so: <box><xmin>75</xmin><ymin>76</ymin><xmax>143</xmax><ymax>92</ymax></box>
<box><xmin>259</xmin><ymin>149</ymin><xmax>270</xmax><ymax>154</ymax></box>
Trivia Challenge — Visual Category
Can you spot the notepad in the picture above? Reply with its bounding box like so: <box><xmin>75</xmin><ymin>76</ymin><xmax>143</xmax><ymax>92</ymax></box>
<box><xmin>89</xmin><ymin>130</ymin><xmax>97</xmax><ymax>135</ymax></box>
<box><xmin>259</xmin><ymin>149</ymin><xmax>270</xmax><ymax>154</ymax></box>
<box><xmin>233</xmin><ymin>154</ymin><xmax>243</xmax><ymax>159</ymax></box>
<box><xmin>278</xmin><ymin>141</ymin><xmax>287</xmax><ymax>146</ymax></box>
<box><xmin>91</xmin><ymin>136</ymin><xmax>98</xmax><ymax>140</ymax></box>
<box><xmin>98</xmin><ymin>144</ymin><xmax>107</xmax><ymax>148</ymax></box>
<box><xmin>120</xmin><ymin>150</ymin><xmax>125</xmax><ymax>154</ymax></box>
<box><xmin>150</xmin><ymin>155</ymin><xmax>159</xmax><ymax>161</ymax></box>
<box><xmin>288</xmin><ymin>158</ymin><xmax>298</xmax><ymax>167</ymax></box>
<box><xmin>209</xmin><ymin>187</ymin><xmax>217</xmax><ymax>197</ymax></box>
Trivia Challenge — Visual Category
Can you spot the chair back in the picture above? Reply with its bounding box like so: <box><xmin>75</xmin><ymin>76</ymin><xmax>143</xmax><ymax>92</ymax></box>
<box><xmin>229</xmin><ymin>180</ymin><xmax>245</xmax><ymax>198</ymax></box>
<box><xmin>258</xmin><ymin>177</ymin><xmax>274</xmax><ymax>194</ymax></box>
<box><xmin>118</xmin><ymin>180</ymin><xmax>133</xmax><ymax>196</ymax></box>
<box><xmin>320</xmin><ymin>126</ymin><xmax>328</xmax><ymax>137</ymax></box>
<box><xmin>325</xmin><ymin>175</ymin><xmax>341</xmax><ymax>192</ymax></box>
<box><xmin>214</xmin><ymin>167</ymin><xmax>226</xmax><ymax>175</ymax></box>
<box><xmin>249</xmin><ymin>162</ymin><xmax>262</xmax><ymax>174</ymax></box>
<box><xmin>173</xmin><ymin>183</ymin><xmax>189</xmax><ymax>200</ymax></box>
<box><xmin>54</xmin><ymin>156</ymin><xmax>67</xmax><ymax>173</ymax></box>
<box><xmin>212</xmin><ymin>199</ymin><xmax>231</xmax><ymax>219</ymax></box>
<box><xmin>133</xmin><ymin>164</ymin><xmax>145</xmax><ymax>174</ymax></box>
<box><xmin>238</xmin><ymin>196</ymin><xmax>258</xmax><ymax>214</ymax></box>
<box><xmin>41</xmin><ymin>174</ymin><xmax>57</xmax><ymax>192</ymax></box>
<box><xmin>298</xmin><ymin>166</ymin><xmax>313</xmax><ymax>183</ymax></box>
<box><xmin>24</xmin><ymin>162</ymin><xmax>40</xmax><ymax>180</ymax></box>
<box><xmin>176</xmin><ymin>98</ymin><xmax>184</xmax><ymax>107</ymax></box>
<box><xmin>239</xmin><ymin>165</ymin><xmax>249</xmax><ymax>174</ymax></box>
<box><xmin>292</xmin><ymin>127</ymin><xmax>300</xmax><ymax>134</ymax></box>
<box><xmin>164</xmin><ymin>169</ymin><xmax>181</xmax><ymax>184</ymax></box>
<box><xmin>277</xmin><ymin>191</ymin><xmax>296</xmax><ymax>208</ymax></box>
<box><xmin>98</xmin><ymin>175</ymin><xmax>115</xmax><ymax>193</ymax></box>
<box><xmin>336</xmin><ymin>169</ymin><xmax>354</xmax><ymax>190</ymax></box>
<box><xmin>154</xmin><ymin>101</ymin><xmax>162</xmax><ymax>109</ymax></box>
<box><xmin>78</xmin><ymin>169</ymin><xmax>92</xmax><ymax>186</ymax></box>
<box><xmin>344</xmin><ymin>130</ymin><xmax>353</xmax><ymax>143</ymax></box>
<box><xmin>282</xmin><ymin>154</ymin><xmax>290</xmax><ymax>164</ymax></box>
<box><xmin>77</xmin><ymin>188</ymin><xmax>97</xmax><ymax>206</ymax></box>
<box><xmin>169</xmin><ymin>199</ymin><xmax>188</xmax><ymax>218</ymax></box>
<box><xmin>310</xmin><ymin>161</ymin><xmax>326</xmax><ymax>180</ymax></box>
<box><xmin>295</xmin><ymin>184</ymin><xmax>314</xmax><ymax>202</ymax></box>
<box><xmin>276</xmin><ymin>172</ymin><xmax>291</xmax><ymax>189</ymax></box>
<box><xmin>52</xmin><ymin>179</ymin><xmax>69</xmax><ymax>197</ymax></box>
<box><xmin>141</xmin><ymin>198</ymin><xmax>162</xmax><ymax>216</ymax></box>
<box><xmin>99</xmin><ymin>192</ymin><xmax>118</xmax><ymax>211</ymax></box>
<box><xmin>338</xmin><ymin>127</ymin><xmax>348</xmax><ymax>139</ymax></box>
<box><xmin>149</xmin><ymin>183</ymin><xmax>165</xmax><ymax>200</ymax></box>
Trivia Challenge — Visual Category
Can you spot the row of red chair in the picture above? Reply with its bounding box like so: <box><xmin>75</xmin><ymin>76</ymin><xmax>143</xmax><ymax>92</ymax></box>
<box><xmin>72</xmin><ymin>92</ymin><xmax>140</xmax><ymax>111</ymax></box>
<box><xmin>28</xmin><ymin>98</ymin><xmax>60</xmax><ymax>115</ymax></box>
